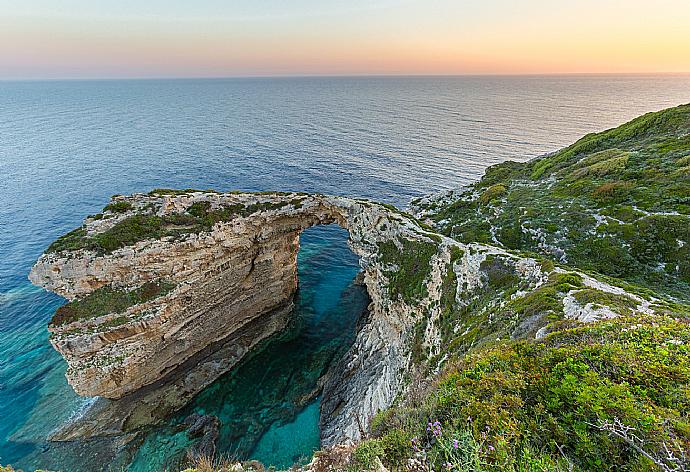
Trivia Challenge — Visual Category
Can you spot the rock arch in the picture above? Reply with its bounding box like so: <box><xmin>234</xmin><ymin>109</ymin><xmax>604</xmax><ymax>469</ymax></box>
<box><xmin>30</xmin><ymin>191</ymin><xmax>448</xmax><ymax>444</ymax></box>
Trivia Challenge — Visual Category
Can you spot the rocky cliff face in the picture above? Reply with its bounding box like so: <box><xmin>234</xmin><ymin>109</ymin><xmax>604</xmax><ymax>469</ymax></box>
<box><xmin>30</xmin><ymin>191</ymin><xmax>445</xmax><ymax>444</ymax></box>
<box><xmin>31</xmin><ymin>190</ymin><xmax>658</xmax><ymax>451</ymax></box>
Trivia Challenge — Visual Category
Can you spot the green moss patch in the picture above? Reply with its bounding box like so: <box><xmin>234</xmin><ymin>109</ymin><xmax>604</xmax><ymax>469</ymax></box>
<box><xmin>378</xmin><ymin>238</ymin><xmax>439</xmax><ymax>304</ymax></box>
<box><xmin>51</xmin><ymin>280</ymin><xmax>175</xmax><ymax>326</ymax></box>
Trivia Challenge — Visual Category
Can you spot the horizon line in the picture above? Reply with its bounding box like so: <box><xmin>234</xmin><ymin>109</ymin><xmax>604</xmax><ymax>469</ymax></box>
<box><xmin>2</xmin><ymin>71</ymin><xmax>690</xmax><ymax>82</ymax></box>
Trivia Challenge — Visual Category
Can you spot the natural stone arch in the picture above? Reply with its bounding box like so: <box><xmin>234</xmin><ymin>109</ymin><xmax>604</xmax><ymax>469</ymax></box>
<box><xmin>30</xmin><ymin>191</ymin><xmax>450</xmax><ymax>444</ymax></box>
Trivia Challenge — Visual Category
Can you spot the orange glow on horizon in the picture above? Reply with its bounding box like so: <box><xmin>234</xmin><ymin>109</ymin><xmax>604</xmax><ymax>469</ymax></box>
<box><xmin>1</xmin><ymin>1</ymin><xmax>689</xmax><ymax>79</ymax></box>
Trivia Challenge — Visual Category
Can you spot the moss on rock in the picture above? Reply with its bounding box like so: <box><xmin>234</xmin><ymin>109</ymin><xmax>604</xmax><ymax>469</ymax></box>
<box><xmin>51</xmin><ymin>280</ymin><xmax>175</xmax><ymax>326</ymax></box>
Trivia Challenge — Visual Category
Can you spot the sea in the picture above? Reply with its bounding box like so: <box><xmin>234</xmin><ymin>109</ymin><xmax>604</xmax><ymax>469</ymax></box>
<box><xmin>1</xmin><ymin>75</ymin><xmax>689</xmax><ymax>471</ymax></box>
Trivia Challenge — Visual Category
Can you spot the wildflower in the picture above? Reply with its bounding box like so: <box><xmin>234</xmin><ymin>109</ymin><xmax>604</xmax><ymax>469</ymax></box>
<box><xmin>427</xmin><ymin>421</ymin><xmax>442</xmax><ymax>438</ymax></box>
<box><xmin>453</xmin><ymin>438</ymin><xmax>459</xmax><ymax>449</ymax></box>
<box><xmin>411</xmin><ymin>436</ymin><xmax>420</xmax><ymax>452</ymax></box>
<box><xmin>445</xmin><ymin>462</ymin><xmax>453</xmax><ymax>470</ymax></box>
<box><xmin>488</xmin><ymin>445</ymin><xmax>495</xmax><ymax>452</ymax></box>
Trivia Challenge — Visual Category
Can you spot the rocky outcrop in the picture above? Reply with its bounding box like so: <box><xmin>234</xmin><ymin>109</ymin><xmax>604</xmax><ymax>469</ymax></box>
<box><xmin>31</xmin><ymin>190</ymin><xmax>653</xmax><ymax>450</ymax></box>
<box><xmin>48</xmin><ymin>300</ymin><xmax>293</xmax><ymax>441</ymax></box>
<box><xmin>183</xmin><ymin>413</ymin><xmax>221</xmax><ymax>460</ymax></box>
<box><xmin>29</xmin><ymin>191</ymin><xmax>445</xmax><ymax>445</ymax></box>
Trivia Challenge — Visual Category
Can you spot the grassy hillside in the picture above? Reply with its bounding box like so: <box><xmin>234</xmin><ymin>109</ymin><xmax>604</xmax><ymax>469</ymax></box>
<box><xmin>413</xmin><ymin>104</ymin><xmax>690</xmax><ymax>301</ymax></box>
<box><xmin>347</xmin><ymin>104</ymin><xmax>690</xmax><ymax>471</ymax></box>
<box><xmin>355</xmin><ymin>315</ymin><xmax>689</xmax><ymax>471</ymax></box>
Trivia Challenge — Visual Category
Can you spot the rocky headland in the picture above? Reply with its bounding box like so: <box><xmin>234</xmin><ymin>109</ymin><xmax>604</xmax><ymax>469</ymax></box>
<box><xmin>24</xmin><ymin>104</ymin><xmax>690</xmax><ymax>471</ymax></box>
<box><xmin>29</xmin><ymin>191</ymin><xmax>454</xmax><ymax>446</ymax></box>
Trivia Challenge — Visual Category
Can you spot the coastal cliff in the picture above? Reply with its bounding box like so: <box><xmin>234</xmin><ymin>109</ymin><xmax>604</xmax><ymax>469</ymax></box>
<box><xmin>25</xmin><ymin>104</ymin><xmax>690</xmax><ymax>471</ymax></box>
<box><xmin>29</xmin><ymin>190</ymin><xmax>667</xmax><ymax>451</ymax></box>
<box><xmin>307</xmin><ymin>104</ymin><xmax>690</xmax><ymax>472</ymax></box>
<box><xmin>29</xmin><ymin>191</ymin><xmax>451</xmax><ymax>445</ymax></box>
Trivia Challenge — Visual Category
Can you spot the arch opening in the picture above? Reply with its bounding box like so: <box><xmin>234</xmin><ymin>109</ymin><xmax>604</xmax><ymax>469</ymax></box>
<box><xmin>126</xmin><ymin>224</ymin><xmax>369</xmax><ymax>471</ymax></box>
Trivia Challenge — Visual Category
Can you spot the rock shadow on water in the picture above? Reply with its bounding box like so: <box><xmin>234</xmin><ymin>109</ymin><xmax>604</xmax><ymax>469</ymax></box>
<box><xmin>19</xmin><ymin>225</ymin><xmax>369</xmax><ymax>472</ymax></box>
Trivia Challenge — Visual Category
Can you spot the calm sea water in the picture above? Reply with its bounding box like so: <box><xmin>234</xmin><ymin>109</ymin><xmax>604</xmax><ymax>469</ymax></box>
<box><xmin>1</xmin><ymin>75</ymin><xmax>689</xmax><ymax>470</ymax></box>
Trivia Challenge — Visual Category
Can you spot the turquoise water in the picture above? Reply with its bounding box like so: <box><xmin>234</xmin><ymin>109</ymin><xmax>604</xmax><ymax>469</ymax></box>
<box><xmin>126</xmin><ymin>225</ymin><xmax>367</xmax><ymax>471</ymax></box>
<box><xmin>2</xmin><ymin>76</ymin><xmax>690</xmax><ymax>470</ymax></box>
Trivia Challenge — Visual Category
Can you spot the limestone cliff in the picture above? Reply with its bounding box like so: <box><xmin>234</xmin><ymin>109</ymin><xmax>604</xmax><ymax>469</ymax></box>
<box><xmin>304</xmin><ymin>105</ymin><xmax>690</xmax><ymax>472</ymax></box>
<box><xmin>30</xmin><ymin>190</ymin><xmax>658</xmax><ymax>451</ymax></box>
<box><xmin>30</xmin><ymin>191</ymin><xmax>445</xmax><ymax>444</ymax></box>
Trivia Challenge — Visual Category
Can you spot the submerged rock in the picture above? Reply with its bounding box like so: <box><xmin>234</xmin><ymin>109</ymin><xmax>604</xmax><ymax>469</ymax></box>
<box><xmin>183</xmin><ymin>413</ymin><xmax>220</xmax><ymax>459</ymax></box>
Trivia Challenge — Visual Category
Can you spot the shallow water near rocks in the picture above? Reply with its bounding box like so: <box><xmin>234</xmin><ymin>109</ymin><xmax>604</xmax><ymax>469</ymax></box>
<box><xmin>2</xmin><ymin>76</ymin><xmax>690</xmax><ymax>471</ymax></box>
<box><xmin>126</xmin><ymin>225</ymin><xmax>366</xmax><ymax>471</ymax></box>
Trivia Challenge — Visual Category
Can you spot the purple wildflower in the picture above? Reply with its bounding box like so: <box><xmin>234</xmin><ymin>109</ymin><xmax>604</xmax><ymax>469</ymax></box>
<box><xmin>411</xmin><ymin>436</ymin><xmax>420</xmax><ymax>452</ymax></box>
<box><xmin>453</xmin><ymin>438</ymin><xmax>459</xmax><ymax>449</ymax></box>
<box><xmin>427</xmin><ymin>421</ymin><xmax>442</xmax><ymax>438</ymax></box>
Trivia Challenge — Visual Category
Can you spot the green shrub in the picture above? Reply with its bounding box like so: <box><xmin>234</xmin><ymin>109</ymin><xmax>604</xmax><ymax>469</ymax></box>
<box><xmin>148</xmin><ymin>188</ymin><xmax>216</xmax><ymax>196</ymax></box>
<box><xmin>47</xmin><ymin>226</ymin><xmax>88</xmax><ymax>253</ymax></box>
<box><xmin>571</xmin><ymin>289</ymin><xmax>637</xmax><ymax>315</ymax></box>
<box><xmin>103</xmin><ymin>201</ymin><xmax>133</xmax><ymax>213</ymax></box>
<box><xmin>187</xmin><ymin>201</ymin><xmax>211</xmax><ymax>218</ymax></box>
<box><xmin>481</xmin><ymin>257</ymin><xmax>519</xmax><ymax>290</ymax></box>
<box><xmin>51</xmin><ymin>280</ymin><xmax>175</xmax><ymax>326</ymax></box>
<box><xmin>592</xmin><ymin>181</ymin><xmax>632</xmax><ymax>204</ymax></box>
<box><xmin>46</xmin><ymin>197</ymin><xmax>297</xmax><ymax>255</ymax></box>
<box><xmin>378</xmin><ymin>429</ymin><xmax>411</xmax><ymax>467</ymax></box>
<box><xmin>353</xmin><ymin>439</ymin><xmax>384</xmax><ymax>469</ymax></box>
<box><xmin>372</xmin><ymin>316</ymin><xmax>690</xmax><ymax>471</ymax></box>
<box><xmin>509</xmin><ymin>285</ymin><xmax>561</xmax><ymax>318</ymax></box>
<box><xmin>479</xmin><ymin>184</ymin><xmax>508</xmax><ymax>205</ymax></box>
<box><xmin>378</xmin><ymin>238</ymin><xmax>438</xmax><ymax>304</ymax></box>
<box><xmin>569</xmin><ymin>151</ymin><xmax>629</xmax><ymax>179</ymax></box>
<box><xmin>91</xmin><ymin>214</ymin><xmax>165</xmax><ymax>252</ymax></box>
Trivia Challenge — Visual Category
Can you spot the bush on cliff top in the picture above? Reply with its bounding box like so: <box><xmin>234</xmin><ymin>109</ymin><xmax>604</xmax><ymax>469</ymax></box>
<box><xmin>377</xmin><ymin>238</ymin><xmax>439</xmax><ymax>304</ymax></box>
<box><xmin>46</xmin><ymin>198</ymin><xmax>303</xmax><ymax>255</ymax></box>
<box><xmin>51</xmin><ymin>280</ymin><xmax>176</xmax><ymax>326</ymax></box>
<box><xmin>358</xmin><ymin>315</ymin><xmax>690</xmax><ymax>471</ymax></box>
<box><xmin>418</xmin><ymin>103</ymin><xmax>690</xmax><ymax>301</ymax></box>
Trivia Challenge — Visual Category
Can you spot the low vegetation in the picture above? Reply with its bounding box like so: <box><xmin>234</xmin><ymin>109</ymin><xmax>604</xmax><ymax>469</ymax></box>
<box><xmin>377</xmin><ymin>238</ymin><xmax>439</xmax><ymax>304</ymax></box>
<box><xmin>356</xmin><ymin>315</ymin><xmax>690</xmax><ymax>471</ymax></box>
<box><xmin>103</xmin><ymin>200</ymin><xmax>133</xmax><ymax>213</ymax></box>
<box><xmin>51</xmin><ymin>280</ymin><xmax>175</xmax><ymax>326</ymax></box>
<box><xmin>415</xmin><ymin>103</ymin><xmax>690</xmax><ymax>301</ymax></box>
<box><xmin>47</xmin><ymin>196</ymin><xmax>304</xmax><ymax>255</ymax></box>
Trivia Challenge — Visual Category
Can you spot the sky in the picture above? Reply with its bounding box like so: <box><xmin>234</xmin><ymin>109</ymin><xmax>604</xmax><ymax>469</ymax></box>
<box><xmin>1</xmin><ymin>0</ymin><xmax>689</xmax><ymax>79</ymax></box>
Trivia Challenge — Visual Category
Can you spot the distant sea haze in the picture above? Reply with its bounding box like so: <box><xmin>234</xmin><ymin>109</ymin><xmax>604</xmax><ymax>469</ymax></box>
<box><xmin>0</xmin><ymin>74</ymin><xmax>689</xmax><ymax>469</ymax></box>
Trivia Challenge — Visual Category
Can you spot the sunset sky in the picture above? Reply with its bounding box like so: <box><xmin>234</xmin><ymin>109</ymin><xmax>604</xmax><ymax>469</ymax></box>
<box><xmin>2</xmin><ymin>0</ymin><xmax>689</xmax><ymax>79</ymax></box>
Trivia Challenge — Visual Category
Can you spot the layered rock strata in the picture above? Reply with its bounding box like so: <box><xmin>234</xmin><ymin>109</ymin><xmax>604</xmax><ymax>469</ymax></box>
<box><xmin>30</xmin><ymin>191</ymin><xmax>440</xmax><ymax>444</ymax></box>
<box><xmin>31</xmin><ymin>190</ymin><xmax>653</xmax><ymax>448</ymax></box>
